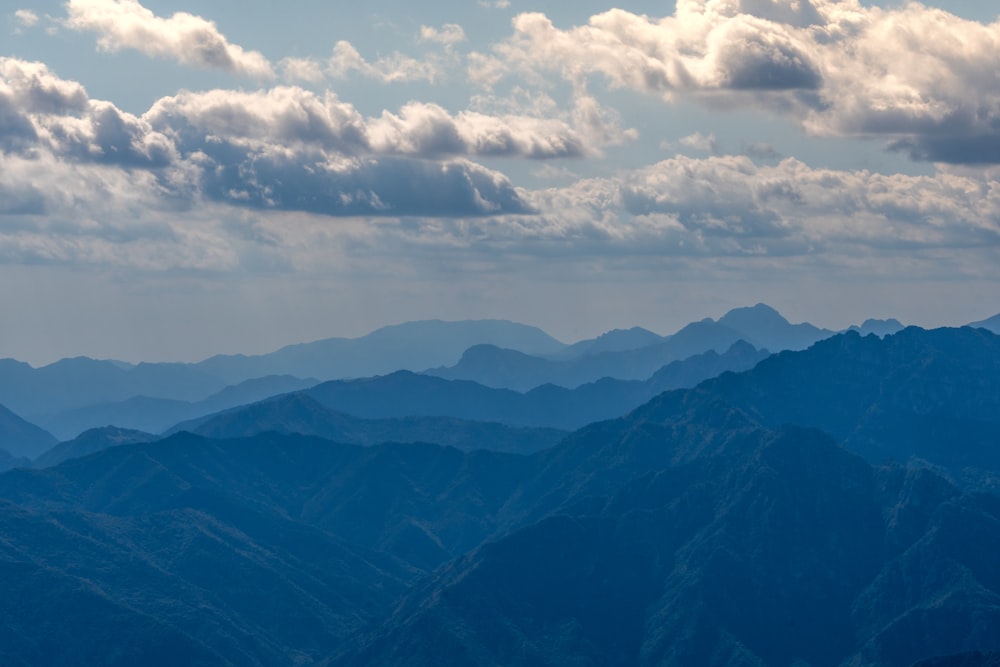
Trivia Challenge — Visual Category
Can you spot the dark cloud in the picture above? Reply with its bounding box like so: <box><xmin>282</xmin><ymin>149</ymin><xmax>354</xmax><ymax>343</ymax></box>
<box><xmin>198</xmin><ymin>149</ymin><xmax>532</xmax><ymax>217</ymax></box>
<box><xmin>722</xmin><ymin>40</ymin><xmax>821</xmax><ymax>91</ymax></box>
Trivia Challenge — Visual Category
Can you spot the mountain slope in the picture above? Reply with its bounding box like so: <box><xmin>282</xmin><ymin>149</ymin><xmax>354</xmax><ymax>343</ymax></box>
<box><xmin>633</xmin><ymin>327</ymin><xmax>1000</xmax><ymax>483</ymax></box>
<box><xmin>0</xmin><ymin>404</ymin><xmax>57</xmax><ymax>459</ymax></box>
<box><xmin>970</xmin><ymin>313</ymin><xmax>1000</xmax><ymax>334</ymax></box>
<box><xmin>194</xmin><ymin>320</ymin><xmax>566</xmax><ymax>384</ymax></box>
<box><xmin>333</xmin><ymin>418</ymin><xmax>1000</xmax><ymax>667</ymax></box>
<box><xmin>426</xmin><ymin>305</ymin><xmax>825</xmax><ymax>391</ymax></box>
<box><xmin>33</xmin><ymin>426</ymin><xmax>158</xmax><ymax>469</ymax></box>
<box><xmin>38</xmin><ymin>374</ymin><xmax>319</xmax><ymax>440</ymax></box>
<box><xmin>173</xmin><ymin>393</ymin><xmax>567</xmax><ymax>455</ymax></box>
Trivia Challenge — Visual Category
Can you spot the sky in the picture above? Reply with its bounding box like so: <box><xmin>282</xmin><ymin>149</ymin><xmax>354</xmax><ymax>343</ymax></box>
<box><xmin>2</xmin><ymin>0</ymin><xmax>999</xmax><ymax>365</ymax></box>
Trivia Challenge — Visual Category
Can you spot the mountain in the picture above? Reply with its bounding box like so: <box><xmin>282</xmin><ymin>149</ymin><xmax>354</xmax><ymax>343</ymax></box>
<box><xmin>0</xmin><ymin>357</ymin><xmax>228</xmax><ymax>420</ymax></box>
<box><xmin>193</xmin><ymin>320</ymin><xmax>566</xmax><ymax>385</ymax></box>
<box><xmin>551</xmin><ymin>326</ymin><xmax>665</xmax><ymax>359</ymax></box>
<box><xmin>33</xmin><ymin>426</ymin><xmax>158</xmax><ymax>469</ymax></box>
<box><xmin>849</xmin><ymin>317</ymin><xmax>905</xmax><ymax>337</ymax></box>
<box><xmin>38</xmin><ymin>374</ymin><xmax>319</xmax><ymax>441</ymax></box>
<box><xmin>171</xmin><ymin>393</ymin><xmax>567</xmax><ymax>455</ymax></box>
<box><xmin>0</xmin><ymin>404</ymin><xmax>57</xmax><ymax>459</ymax></box>
<box><xmin>2</xmin><ymin>326</ymin><xmax>1000</xmax><ymax>666</ymax></box>
<box><xmin>303</xmin><ymin>341</ymin><xmax>769</xmax><ymax>430</ymax></box>
<box><xmin>0</xmin><ymin>448</ymin><xmax>30</xmax><ymax>473</ymax></box>
<box><xmin>717</xmin><ymin>302</ymin><xmax>833</xmax><ymax>350</ymax></box>
<box><xmin>334</xmin><ymin>418</ymin><xmax>1000</xmax><ymax>667</ymax></box>
<box><xmin>970</xmin><ymin>313</ymin><xmax>1000</xmax><ymax>334</ymax></box>
<box><xmin>634</xmin><ymin>326</ymin><xmax>1000</xmax><ymax>485</ymax></box>
<box><xmin>426</xmin><ymin>305</ymin><xmax>827</xmax><ymax>391</ymax></box>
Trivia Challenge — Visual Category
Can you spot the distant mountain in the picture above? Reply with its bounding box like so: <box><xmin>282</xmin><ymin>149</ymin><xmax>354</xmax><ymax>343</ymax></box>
<box><xmin>2</xmin><ymin>326</ymin><xmax>1000</xmax><ymax>666</ymax></box>
<box><xmin>193</xmin><ymin>320</ymin><xmax>566</xmax><ymax>384</ymax></box>
<box><xmin>33</xmin><ymin>426</ymin><xmax>158</xmax><ymax>469</ymax></box>
<box><xmin>0</xmin><ymin>404</ymin><xmax>57</xmax><ymax>459</ymax></box>
<box><xmin>551</xmin><ymin>326</ymin><xmax>666</xmax><ymax>359</ymax></box>
<box><xmin>970</xmin><ymin>313</ymin><xmax>1000</xmax><ymax>334</ymax></box>
<box><xmin>0</xmin><ymin>448</ymin><xmax>29</xmax><ymax>473</ymax></box>
<box><xmin>38</xmin><ymin>374</ymin><xmax>319</xmax><ymax>440</ymax></box>
<box><xmin>849</xmin><ymin>317</ymin><xmax>905</xmax><ymax>337</ymax></box>
<box><xmin>172</xmin><ymin>393</ymin><xmax>567</xmax><ymax>455</ymax></box>
<box><xmin>426</xmin><ymin>304</ymin><xmax>829</xmax><ymax>391</ymax></box>
<box><xmin>0</xmin><ymin>357</ymin><xmax>228</xmax><ymax>420</ymax></box>
<box><xmin>305</xmin><ymin>341</ymin><xmax>769</xmax><ymax>430</ymax></box>
<box><xmin>717</xmin><ymin>303</ymin><xmax>833</xmax><ymax>350</ymax></box>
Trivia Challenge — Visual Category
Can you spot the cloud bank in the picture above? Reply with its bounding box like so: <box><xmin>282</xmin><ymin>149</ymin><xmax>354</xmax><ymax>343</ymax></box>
<box><xmin>477</xmin><ymin>0</ymin><xmax>1000</xmax><ymax>163</ymax></box>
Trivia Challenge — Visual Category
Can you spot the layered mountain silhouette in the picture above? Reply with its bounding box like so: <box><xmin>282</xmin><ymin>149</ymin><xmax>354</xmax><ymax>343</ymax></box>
<box><xmin>39</xmin><ymin>374</ymin><xmax>319</xmax><ymax>441</ymax></box>
<box><xmin>427</xmin><ymin>304</ymin><xmax>828</xmax><ymax>390</ymax></box>
<box><xmin>33</xmin><ymin>426</ymin><xmax>158</xmax><ymax>469</ymax></box>
<box><xmin>193</xmin><ymin>319</ymin><xmax>567</xmax><ymax>385</ymax></box>
<box><xmin>172</xmin><ymin>393</ymin><xmax>566</xmax><ymax>455</ymax></box>
<box><xmin>970</xmin><ymin>312</ymin><xmax>1000</xmax><ymax>334</ymax></box>
<box><xmin>0</xmin><ymin>404</ymin><xmax>56</xmax><ymax>460</ymax></box>
<box><xmin>1</xmin><ymin>315</ymin><xmax>999</xmax><ymax>666</ymax></box>
<box><xmin>291</xmin><ymin>341</ymin><xmax>768</xmax><ymax>431</ymax></box>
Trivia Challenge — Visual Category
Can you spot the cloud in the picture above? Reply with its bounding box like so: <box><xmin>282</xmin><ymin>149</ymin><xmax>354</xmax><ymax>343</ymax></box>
<box><xmin>478</xmin><ymin>1</ymin><xmax>1000</xmax><ymax>164</ymax></box>
<box><xmin>14</xmin><ymin>9</ymin><xmax>39</xmax><ymax>28</ymax></box>
<box><xmin>63</xmin><ymin>0</ymin><xmax>274</xmax><ymax>78</ymax></box>
<box><xmin>0</xmin><ymin>57</ymin><xmax>175</xmax><ymax>166</ymax></box>
<box><xmin>498</xmin><ymin>155</ymin><xmax>1000</xmax><ymax>259</ymax></box>
<box><xmin>326</xmin><ymin>40</ymin><xmax>443</xmax><ymax>84</ymax></box>
<box><xmin>419</xmin><ymin>24</ymin><xmax>467</xmax><ymax>48</ymax></box>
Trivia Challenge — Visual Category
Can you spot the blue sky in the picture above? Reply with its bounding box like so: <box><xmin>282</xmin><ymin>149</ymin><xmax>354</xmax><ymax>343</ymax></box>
<box><xmin>2</xmin><ymin>0</ymin><xmax>999</xmax><ymax>364</ymax></box>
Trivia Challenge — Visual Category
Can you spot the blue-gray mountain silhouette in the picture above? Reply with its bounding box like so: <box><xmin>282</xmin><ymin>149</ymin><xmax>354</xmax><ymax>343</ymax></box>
<box><xmin>427</xmin><ymin>304</ymin><xmax>827</xmax><ymax>390</ymax></box>
<box><xmin>0</xmin><ymin>404</ymin><xmax>56</xmax><ymax>459</ymax></box>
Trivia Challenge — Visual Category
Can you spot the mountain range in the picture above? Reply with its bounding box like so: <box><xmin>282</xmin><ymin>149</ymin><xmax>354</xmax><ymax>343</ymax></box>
<box><xmin>0</xmin><ymin>304</ymin><xmax>924</xmax><ymax>441</ymax></box>
<box><xmin>1</xmin><ymin>325</ymin><xmax>999</xmax><ymax>665</ymax></box>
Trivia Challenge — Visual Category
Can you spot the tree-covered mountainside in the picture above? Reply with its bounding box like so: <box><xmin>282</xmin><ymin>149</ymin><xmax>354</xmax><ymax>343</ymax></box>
<box><xmin>0</xmin><ymin>326</ymin><xmax>998</xmax><ymax>666</ymax></box>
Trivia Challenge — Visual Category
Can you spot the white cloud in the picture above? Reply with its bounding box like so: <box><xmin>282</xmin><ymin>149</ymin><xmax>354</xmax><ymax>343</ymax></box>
<box><xmin>419</xmin><ymin>24</ymin><xmax>467</xmax><ymax>48</ymax></box>
<box><xmin>326</xmin><ymin>40</ymin><xmax>443</xmax><ymax>83</ymax></box>
<box><xmin>14</xmin><ymin>9</ymin><xmax>39</xmax><ymax>28</ymax></box>
<box><xmin>63</xmin><ymin>0</ymin><xmax>274</xmax><ymax>79</ymax></box>
<box><xmin>479</xmin><ymin>1</ymin><xmax>1000</xmax><ymax>163</ymax></box>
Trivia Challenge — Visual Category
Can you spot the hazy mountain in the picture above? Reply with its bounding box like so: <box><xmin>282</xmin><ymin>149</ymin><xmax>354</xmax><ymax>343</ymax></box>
<box><xmin>172</xmin><ymin>393</ymin><xmax>567</xmax><ymax>455</ymax></box>
<box><xmin>970</xmin><ymin>313</ymin><xmax>1000</xmax><ymax>334</ymax></box>
<box><xmin>428</xmin><ymin>324</ymin><xmax>764</xmax><ymax>390</ymax></box>
<box><xmin>193</xmin><ymin>320</ymin><xmax>566</xmax><ymax>385</ymax></box>
<box><xmin>426</xmin><ymin>304</ymin><xmax>830</xmax><ymax>391</ymax></box>
<box><xmin>849</xmin><ymin>317</ymin><xmax>905</xmax><ymax>337</ymax></box>
<box><xmin>39</xmin><ymin>375</ymin><xmax>319</xmax><ymax>441</ymax></box>
<box><xmin>717</xmin><ymin>302</ymin><xmax>833</xmax><ymax>350</ymax></box>
<box><xmin>551</xmin><ymin>326</ymin><xmax>666</xmax><ymax>359</ymax></box>
<box><xmin>306</xmin><ymin>341</ymin><xmax>769</xmax><ymax>430</ymax></box>
<box><xmin>2</xmin><ymin>325</ymin><xmax>999</xmax><ymax>666</ymax></box>
<box><xmin>33</xmin><ymin>426</ymin><xmax>158</xmax><ymax>469</ymax></box>
<box><xmin>0</xmin><ymin>448</ymin><xmax>29</xmax><ymax>473</ymax></box>
<box><xmin>0</xmin><ymin>404</ymin><xmax>57</xmax><ymax>459</ymax></box>
<box><xmin>0</xmin><ymin>357</ymin><xmax>228</xmax><ymax>420</ymax></box>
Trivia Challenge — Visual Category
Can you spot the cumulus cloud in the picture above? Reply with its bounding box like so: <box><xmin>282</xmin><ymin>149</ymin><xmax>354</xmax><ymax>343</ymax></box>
<box><xmin>63</xmin><ymin>0</ymin><xmax>274</xmax><ymax>78</ymax></box>
<box><xmin>0</xmin><ymin>59</ymin><xmax>553</xmax><ymax>226</ymax></box>
<box><xmin>479</xmin><ymin>0</ymin><xmax>1000</xmax><ymax>163</ymax></box>
<box><xmin>496</xmin><ymin>155</ymin><xmax>1000</xmax><ymax>258</ymax></box>
<box><xmin>325</xmin><ymin>40</ymin><xmax>443</xmax><ymax>83</ymax></box>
